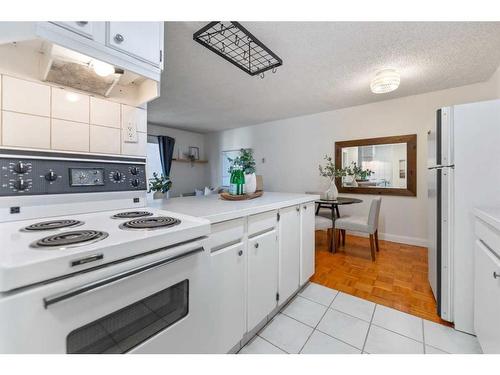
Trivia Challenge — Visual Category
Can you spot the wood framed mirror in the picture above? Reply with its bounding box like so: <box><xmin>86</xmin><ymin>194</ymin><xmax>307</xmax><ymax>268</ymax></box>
<box><xmin>335</xmin><ymin>134</ymin><xmax>417</xmax><ymax>196</ymax></box>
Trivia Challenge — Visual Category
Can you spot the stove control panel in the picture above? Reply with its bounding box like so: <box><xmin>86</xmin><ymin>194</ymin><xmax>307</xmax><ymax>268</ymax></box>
<box><xmin>0</xmin><ymin>151</ymin><xmax>147</xmax><ymax>196</ymax></box>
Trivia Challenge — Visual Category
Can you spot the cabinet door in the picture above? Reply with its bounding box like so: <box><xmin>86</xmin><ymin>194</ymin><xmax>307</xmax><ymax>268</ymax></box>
<box><xmin>474</xmin><ymin>240</ymin><xmax>500</xmax><ymax>353</ymax></box>
<box><xmin>209</xmin><ymin>242</ymin><xmax>246</xmax><ymax>353</ymax></box>
<box><xmin>247</xmin><ymin>230</ymin><xmax>278</xmax><ymax>330</ymax></box>
<box><xmin>279</xmin><ymin>205</ymin><xmax>301</xmax><ymax>304</ymax></box>
<box><xmin>300</xmin><ymin>202</ymin><xmax>315</xmax><ymax>285</ymax></box>
<box><xmin>51</xmin><ymin>21</ymin><xmax>95</xmax><ymax>39</ymax></box>
<box><xmin>107</xmin><ymin>22</ymin><xmax>162</xmax><ymax>66</ymax></box>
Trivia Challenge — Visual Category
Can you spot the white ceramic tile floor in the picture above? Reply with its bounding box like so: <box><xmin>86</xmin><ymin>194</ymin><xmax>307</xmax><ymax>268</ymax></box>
<box><xmin>331</xmin><ymin>292</ymin><xmax>375</xmax><ymax>322</ymax></box>
<box><xmin>282</xmin><ymin>295</ymin><xmax>328</xmax><ymax>327</ymax></box>
<box><xmin>372</xmin><ymin>304</ymin><xmax>423</xmax><ymax>341</ymax></box>
<box><xmin>239</xmin><ymin>282</ymin><xmax>483</xmax><ymax>355</ymax></box>
<box><xmin>298</xmin><ymin>282</ymin><xmax>338</xmax><ymax>306</ymax></box>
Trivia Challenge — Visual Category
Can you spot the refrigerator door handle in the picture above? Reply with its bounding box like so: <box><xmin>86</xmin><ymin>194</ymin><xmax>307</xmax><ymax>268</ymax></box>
<box><xmin>428</xmin><ymin>164</ymin><xmax>455</xmax><ymax>170</ymax></box>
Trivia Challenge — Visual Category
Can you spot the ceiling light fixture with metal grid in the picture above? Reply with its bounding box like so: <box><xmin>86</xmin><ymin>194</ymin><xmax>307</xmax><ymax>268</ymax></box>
<box><xmin>193</xmin><ymin>21</ymin><xmax>283</xmax><ymax>78</ymax></box>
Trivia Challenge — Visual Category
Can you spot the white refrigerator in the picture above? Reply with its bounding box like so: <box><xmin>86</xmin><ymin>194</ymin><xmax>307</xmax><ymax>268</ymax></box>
<box><xmin>428</xmin><ymin>99</ymin><xmax>500</xmax><ymax>334</ymax></box>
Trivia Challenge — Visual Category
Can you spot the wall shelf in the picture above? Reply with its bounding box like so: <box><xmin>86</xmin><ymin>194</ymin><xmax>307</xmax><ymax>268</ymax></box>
<box><xmin>173</xmin><ymin>158</ymin><xmax>208</xmax><ymax>164</ymax></box>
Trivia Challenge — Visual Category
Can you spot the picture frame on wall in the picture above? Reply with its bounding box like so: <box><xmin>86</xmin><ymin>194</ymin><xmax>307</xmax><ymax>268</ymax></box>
<box><xmin>188</xmin><ymin>146</ymin><xmax>200</xmax><ymax>160</ymax></box>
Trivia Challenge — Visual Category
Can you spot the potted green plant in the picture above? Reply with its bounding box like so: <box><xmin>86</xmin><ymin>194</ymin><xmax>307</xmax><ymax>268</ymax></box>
<box><xmin>345</xmin><ymin>162</ymin><xmax>374</xmax><ymax>186</ymax></box>
<box><xmin>148</xmin><ymin>172</ymin><xmax>172</xmax><ymax>199</ymax></box>
<box><xmin>228</xmin><ymin>149</ymin><xmax>257</xmax><ymax>194</ymax></box>
<box><xmin>318</xmin><ymin>155</ymin><xmax>345</xmax><ymax>199</ymax></box>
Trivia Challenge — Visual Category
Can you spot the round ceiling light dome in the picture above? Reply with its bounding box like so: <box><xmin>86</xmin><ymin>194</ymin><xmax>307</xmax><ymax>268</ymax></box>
<box><xmin>370</xmin><ymin>68</ymin><xmax>400</xmax><ymax>94</ymax></box>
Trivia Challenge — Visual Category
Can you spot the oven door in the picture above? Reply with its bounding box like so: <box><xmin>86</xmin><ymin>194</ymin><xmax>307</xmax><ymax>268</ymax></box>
<box><xmin>0</xmin><ymin>238</ymin><xmax>211</xmax><ymax>354</ymax></box>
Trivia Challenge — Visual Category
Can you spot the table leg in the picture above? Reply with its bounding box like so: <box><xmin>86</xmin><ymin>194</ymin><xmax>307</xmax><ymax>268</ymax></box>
<box><xmin>331</xmin><ymin>205</ymin><xmax>336</xmax><ymax>253</ymax></box>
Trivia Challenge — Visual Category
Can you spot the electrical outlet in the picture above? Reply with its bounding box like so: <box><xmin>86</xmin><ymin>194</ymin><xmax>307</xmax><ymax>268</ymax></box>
<box><xmin>124</xmin><ymin>122</ymin><xmax>138</xmax><ymax>143</ymax></box>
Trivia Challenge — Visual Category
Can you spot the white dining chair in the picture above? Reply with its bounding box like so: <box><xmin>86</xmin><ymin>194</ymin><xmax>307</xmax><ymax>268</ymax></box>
<box><xmin>334</xmin><ymin>198</ymin><xmax>382</xmax><ymax>261</ymax></box>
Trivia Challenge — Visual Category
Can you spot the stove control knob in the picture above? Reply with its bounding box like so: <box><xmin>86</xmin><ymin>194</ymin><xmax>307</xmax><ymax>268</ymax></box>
<box><xmin>14</xmin><ymin>179</ymin><xmax>26</xmax><ymax>191</ymax></box>
<box><xmin>130</xmin><ymin>167</ymin><xmax>139</xmax><ymax>175</ymax></box>
<box><xmin>45</xmin><ymin>171</ymin><xmax>58</xmax><ymax>182</ymax></box>
<box><xmin>131</xmin><ymin>178</ymin><xmax>140</xmax><ymax>187</ymax></box>
<box><xmin>14</xmin><ymin>162</ymin><xmax>28</xmax><ymax>174</ymax></box>
<box><xmin>113</xmin><ymin>172</ymin><xmax>123</xmax><ymax>181</ymax></box>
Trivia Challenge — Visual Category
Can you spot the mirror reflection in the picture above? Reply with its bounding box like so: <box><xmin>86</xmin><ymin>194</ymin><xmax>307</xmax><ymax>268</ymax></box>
<box><xmin>341</xmin><ymin>143</ymin><xmax>408</xmax><ymax>189</ymax></box>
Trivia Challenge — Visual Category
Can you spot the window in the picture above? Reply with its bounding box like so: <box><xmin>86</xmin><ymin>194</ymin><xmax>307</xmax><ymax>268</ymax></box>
<box><xmin>146</xmin><ymin>137</ymin><xmax>162</xmax><ymax>183</ymax></box>
<box><xmin>221</xmin><ymin>149</ymin><xmax>241</xmax><ymax>187</ymax></box>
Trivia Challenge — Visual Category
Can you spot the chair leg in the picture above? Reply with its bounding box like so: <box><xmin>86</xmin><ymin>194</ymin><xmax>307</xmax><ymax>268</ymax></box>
<box><xmin>326</xmin><ymin>229</ymin><xmax>333</xmax><ymax>252</ymax></box>
<box><xmin>369</xmin><ymin>234</ymin><xmax>376</xmax><ymax>261</ymax></box>
<box><xmin>341</xmin><ymin>230</ymin><xmax>346</xmax><ymax>246</ymax></box>
<box><xmin>374</xmin><ymin>230</ymin><xmax>380</xmax><ymax>252</ymax></box>
<box><xmin>332</xmin><ymin>228</ymin><xmax>337</xmax><ymax>253</ymax></box>
<box><xmin>336</xmin><ymin>229</ymin><xmax>341</xmax><ymax>248</ymax></box>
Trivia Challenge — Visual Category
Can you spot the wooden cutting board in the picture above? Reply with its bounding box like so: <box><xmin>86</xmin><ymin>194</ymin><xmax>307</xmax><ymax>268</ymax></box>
<box><xmin>219</xmin><ymin>191</ymin><xmax>264</xmax><ymax>201</ymax></box>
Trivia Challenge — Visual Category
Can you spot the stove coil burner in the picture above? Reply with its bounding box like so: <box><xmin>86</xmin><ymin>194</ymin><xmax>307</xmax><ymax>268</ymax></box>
<box><xmin>120</xmin><ymin>216</ymin><xmax>181</xmax><ymax>230</ymax></box>
<box><xmin>31</xmin><ymin>230</ymin><xmax>109</xmax><ymax>249</ymax></box>
<box><xmin>111</xmin><ymin>211</ymin><xmax>153</xmax><ymax>219</ymax></box>
<box><xmin>22</xmin><ymin>219</ymin><xmax>84</xmax><ymax>232</ymax></box>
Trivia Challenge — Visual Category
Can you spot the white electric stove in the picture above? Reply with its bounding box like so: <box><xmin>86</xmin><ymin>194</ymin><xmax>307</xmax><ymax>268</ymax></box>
<box><xmin>0</xmin><ymin>149</ymin><xmax>211</xmax><ymax>354</ymax></box>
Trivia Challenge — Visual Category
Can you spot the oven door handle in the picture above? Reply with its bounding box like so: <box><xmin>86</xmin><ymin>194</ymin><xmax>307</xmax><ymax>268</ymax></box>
<box><xmin>43</xmin><ymin>245</ymin><xmax>204</xmax><ymax>309</ymax></box>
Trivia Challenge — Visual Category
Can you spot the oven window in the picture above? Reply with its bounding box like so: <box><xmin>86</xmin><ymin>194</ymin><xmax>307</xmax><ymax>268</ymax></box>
<box><xmin>67</xmin><ymin>280</ymin><xmax>189</xmax><ymax>354</ymax></box>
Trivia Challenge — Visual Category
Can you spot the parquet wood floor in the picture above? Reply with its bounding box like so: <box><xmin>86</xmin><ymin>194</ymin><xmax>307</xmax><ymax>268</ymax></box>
<box><xmin>311</xmin><ymin>231</ymin><xmax>452</xmax><ymax>326</ymax></box>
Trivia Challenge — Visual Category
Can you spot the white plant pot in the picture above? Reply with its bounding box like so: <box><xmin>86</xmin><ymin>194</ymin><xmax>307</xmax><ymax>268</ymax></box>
<box><xmin>325</xmin><ymin>180</ymin><xmax>338</xmax><ymax>200</ymax></box>
<box><xmin>153</xmin><ymin>191</ymin><xmax>169</xmax><ymax>200</ymax></box>
<box><xmin>244</xmin><ymin>173</ymin><xmax>257</xmax><ymax>194</ymax></box>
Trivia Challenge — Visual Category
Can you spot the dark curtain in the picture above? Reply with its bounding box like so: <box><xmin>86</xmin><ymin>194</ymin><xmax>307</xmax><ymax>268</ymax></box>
<box><xmin>158</xmin><ymin>135</ymin><xmax>175</xmax><ymax>177</ymax></box>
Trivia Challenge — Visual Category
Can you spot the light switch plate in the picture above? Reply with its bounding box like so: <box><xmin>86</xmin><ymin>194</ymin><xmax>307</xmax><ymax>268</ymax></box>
<box><xmin>124</xmin><ymin>122</ymin><xmax>138</xmax><ymax>143</ymax></box>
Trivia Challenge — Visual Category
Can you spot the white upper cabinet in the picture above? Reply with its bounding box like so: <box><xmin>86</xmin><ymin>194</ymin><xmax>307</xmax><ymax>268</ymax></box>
<box><xmin>51</xmin><ymin>22</ymin><xmax>96</xmax><ymax>40</ymax></box>
<box><xmin>107</xmin><ymin>22</ymin><xmax>163</xmax><ymax>67</ymax></box>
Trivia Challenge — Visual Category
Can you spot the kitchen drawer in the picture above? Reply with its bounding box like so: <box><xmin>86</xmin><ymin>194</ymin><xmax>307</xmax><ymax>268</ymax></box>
<box><xmin>209</xmin><ymin>218</ymin><xmax>245</xmax><ymax>252</ymax></box>
<box><xmin>2</xmin><ymin>76</ymin><xmax>50</xmax><ymax>117</ymax></box>
<box><xmin>52</xmin><ymin>87</ymin><xmax>89</xmax><ymax>123</ymax></box>
<box><xmin>248</xmin><ymin>210</ymin><xmax>277</xmax><ymax>237</ymax></box>
<box><xmin>474</xmin><ymin>239</ymin><xmax>500</xmax><ymax>353</ymax></box>
<box><xmin>475</xmin><ymin>218</ymin><xmax>500</xmax><ymax>258</ymax></box>
<box><xmin>90</xmin><ymin>125</ymin><xmax>120</xmax><ymax>155</ymax></box>
<box><xmin>51</xmin><ymin>119</ymin><xmax>89</xmax><ymax>152</ymax></box>
<box><xmin>90</xmin><ymin>97</ymin><xmax>120</xmax><ymax>128</ymax></box>
<box><xmin>2</xmin><ymin>111</ymin><xmax>50</xmax><ymax>149</ymax></box>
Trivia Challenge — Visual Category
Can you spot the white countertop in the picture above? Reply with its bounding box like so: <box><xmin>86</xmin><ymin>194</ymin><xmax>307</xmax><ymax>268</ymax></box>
<box><xmin>149</xmin><ymin>192</ymin><xmax>319</xmax><ymax>223</ymax></box>
<box><xmin>474</xmin><ymin>207</ymin><xmax>500</xmax><ymax>232</ymax></box>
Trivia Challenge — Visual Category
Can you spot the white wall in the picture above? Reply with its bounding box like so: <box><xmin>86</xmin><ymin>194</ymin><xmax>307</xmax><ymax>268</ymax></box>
<box><xmin>207</xmin><ymin>69</ymin><xmax>500</xmax><ymax>246</ymax></box>
<box><xmin>147</xmin><ymin>123</ymin><xmax>210</xmax><ymax>197</ymax></box>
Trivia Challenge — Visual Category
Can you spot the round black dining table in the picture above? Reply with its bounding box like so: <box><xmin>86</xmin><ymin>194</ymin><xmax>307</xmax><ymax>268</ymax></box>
<box><xmin>314</xmin><ymin>196</ymin><xmax>363</xmax><ymax>252</ymax></box>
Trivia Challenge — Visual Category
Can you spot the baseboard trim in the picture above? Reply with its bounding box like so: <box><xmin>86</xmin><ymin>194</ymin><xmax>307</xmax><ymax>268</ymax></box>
<box><xmin>342</xmin><ymin>230</ymin><xmax>428</xmax><ymax>247</ymax></box>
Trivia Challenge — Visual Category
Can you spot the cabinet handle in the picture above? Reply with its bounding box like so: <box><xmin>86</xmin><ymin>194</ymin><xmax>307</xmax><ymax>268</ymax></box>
<box><xmin>494</xmin><ymin>272</ymin><xmax>500</xmax><ymax>279</ymax></box>
<box><xmin>238</xmin><ymin>250</ymin><xmax>243</xmax><ymax>256</ymax></box>
<box><xmin>114</xmin><ymin>33</ymin><xmax>125</xmax><ymax>43</ymax></box>
<box><xmin>76</xmin><ymin>21</ymin><xmax>88</xmax><ymax>26</ymax></box>
<box><xmin>303</xmin><ymin>205</ymin><xmax>307</xmax><ymax>210</ymax></box>
<box><xmin>296</xmin><ymin>207</ymin><xmax>300</xmax><ymax>212</ymax></box>
<box><xmin>254</xmin><ymin>243</ymin><xmax>259</xmax><ymax>248</ymax></box>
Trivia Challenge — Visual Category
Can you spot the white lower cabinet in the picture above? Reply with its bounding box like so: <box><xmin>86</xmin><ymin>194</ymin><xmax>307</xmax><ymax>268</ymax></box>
<box><xmin>278</xmin><ymin>205</ymin><xmax>301</xmax><ymax>303</ymax></box>
<box><xmin>474</xmin><ymin>238</ymin><xmax>500</xmax><ymax>353</ymax></box>
<box><xmin>206</xmin><ymin>203</ymin><xmax>315</xmax><ymax>353</ymax></box>
<box><xmin>300</xmin><ymin>202</ymin><xmax>315</xmax><ymax>285</ymax></box>
<box><xmin>247</xmin><ymin>229</ymin><xmax>279</xmax><ymax>330</ymax></box>
<box><xmin>209</xmin><ymin>241</ymin><xmax>246</xmax><ymax>353</ymax></box>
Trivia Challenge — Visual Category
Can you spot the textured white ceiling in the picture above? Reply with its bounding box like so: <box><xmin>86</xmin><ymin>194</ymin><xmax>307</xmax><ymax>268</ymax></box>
<box><xmin>147</xmin><ymin>22</ymin><xmax>500</xmax><ymax>133</ymax></box>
